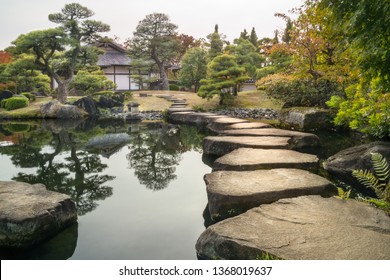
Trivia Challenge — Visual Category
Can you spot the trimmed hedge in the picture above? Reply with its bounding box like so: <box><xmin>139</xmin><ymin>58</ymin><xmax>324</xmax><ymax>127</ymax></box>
<box><xmin>21</xmin><ymin>92</ymin><xmax>36</xmax><ymax>101</ymax></box>
<box><xmin>169</xmin><ymin>84</ymin><xmax>179</xmax><ymax>91</ymax></box>
<box><xmin>2</xmin><ymin>97</ymin><xmax>29</xmax><ymax>111</ymax></box>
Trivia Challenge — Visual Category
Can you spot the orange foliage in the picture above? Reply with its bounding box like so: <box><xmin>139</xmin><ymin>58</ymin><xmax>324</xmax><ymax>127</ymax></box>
<box><xmin>0</xmin><ymin>51</ymin><xmax>12</xmax><ymax>64</ymax></box>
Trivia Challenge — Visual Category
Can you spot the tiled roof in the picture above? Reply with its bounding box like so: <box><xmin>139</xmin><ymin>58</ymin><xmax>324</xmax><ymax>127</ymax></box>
<box><xmin>98</xmin><ymin>52</ymin><xmax>132</xmax><ymax>66</ymax></box>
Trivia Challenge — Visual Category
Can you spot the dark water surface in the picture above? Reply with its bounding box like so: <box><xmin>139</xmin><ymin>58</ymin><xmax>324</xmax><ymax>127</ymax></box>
<box><xmin>0</xmin><ymin>119</ymin><xmax>211</xmax><ymax>259</ymax></box>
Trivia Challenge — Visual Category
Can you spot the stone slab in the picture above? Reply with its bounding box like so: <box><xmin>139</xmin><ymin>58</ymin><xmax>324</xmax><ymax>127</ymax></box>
<box><xmin>204</xmin><ymin>169</ymin><xmax>335</xmax><ymax>220</ymax></box>
<box><xmin>0</xmin><ymin>181</ymin><xmax>77</xmax><ymax>248</ymax></box>
<box><xmin>206</xmin><ymin>117</ymin><xmax>249</xmax><ymax>133</ymax></box>
<box><xmin>168</xmin><ymin>112</ymin><xmax>224</xmax><ymax>125</ymax></box>
<box><xmin>168</xmin><ymin>107</ymin><xmax>194</xmax><ymax>113</ymax></box>
<box><xmin>196</xmin><ymin>195</ymin><xmax>390</xmax><ymax>260</ymax></box>
<box><xmin>221</xmin><ymin>128</ymin><xmax>320</xmax><ymax>150</ymax></box>
<box><xmin>213</xmin><ymin>148</ymin><xmax>319</xmax><ymax>171</ymax></box>
<box><xmin>224</xmin><ymin>122</ymin><xmax>273</xmax><ymax>130</ymax></box>
<box><xmin>203</xmin><ymin>136</ymin><xmax>291</xmax><ymax>156</ymax></box>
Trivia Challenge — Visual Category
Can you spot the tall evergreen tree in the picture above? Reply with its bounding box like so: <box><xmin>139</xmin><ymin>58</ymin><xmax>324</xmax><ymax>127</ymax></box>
<box><xmin>206</xmin><ymin>24</ymin><xmax>224</xmax><ymax>62</ymax></box>
<box><xmin>249</xmin><ymin>27</ymin><xmax>258</xmax><ymax>47</ymax></box>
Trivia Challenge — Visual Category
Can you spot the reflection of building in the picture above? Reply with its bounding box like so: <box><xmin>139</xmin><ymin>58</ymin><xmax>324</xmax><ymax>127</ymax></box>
<box><xmin>96</xmin><ymin>41</ymin><xmax>135</xmax><ymax>91</ymax></box>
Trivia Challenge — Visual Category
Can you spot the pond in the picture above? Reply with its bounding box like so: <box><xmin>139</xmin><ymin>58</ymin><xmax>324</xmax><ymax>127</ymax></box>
<box><xmin>0</xmin><ymin>119</ymin><xmax>211</xmax><ymax>260</ymax></box>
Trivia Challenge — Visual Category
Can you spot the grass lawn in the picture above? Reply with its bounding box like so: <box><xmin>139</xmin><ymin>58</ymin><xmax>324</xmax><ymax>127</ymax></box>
<box><xmin>0</xmin><ymin>90</ymin><xmax>281</xmax><ymax>118</ymax></box>
<box><xmin>131</xmin><ymin>90</ymin><xmax>282</xmax><ymax>111</ymax></box>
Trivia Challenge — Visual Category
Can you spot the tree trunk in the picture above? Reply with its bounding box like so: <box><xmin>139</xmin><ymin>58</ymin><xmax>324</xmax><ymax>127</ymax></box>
<box><xmin>159</xmin><ymin>64</ymin><xmax>169</xmax><ymax>90</ymax></box>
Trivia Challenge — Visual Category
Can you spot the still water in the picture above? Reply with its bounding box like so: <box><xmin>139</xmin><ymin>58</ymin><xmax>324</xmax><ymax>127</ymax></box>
<box><xmin>0</xmin><ymin>119</ymin><xmax>211</xmax><ymax>259</ymax></box>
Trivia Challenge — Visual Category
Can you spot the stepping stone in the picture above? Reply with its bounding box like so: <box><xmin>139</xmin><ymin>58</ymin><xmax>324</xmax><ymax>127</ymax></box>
<box><xmin>0</xmin><ymin>181</ymin><xmax>77</xmax><ymax>248</ymax></box>
<box><xmin>206</xmin><ymin>117</ymin><xmax>249</xmax><ymax>132</ymax></box>
<box><xmin>168</xmin><ymin>112</ymin><xmax>224</xmax><ymax>125</ymax></box>
<box><xmin>170</xmin><ymin>104</ymin><xmax>188</xmax><ymax>108</ymax></box>
<box><xmin>203</xmin><ymin>136</ymin><xmax>291</xmax><ymax>156</ymax></box>
<box><xmin>196</xmin><ymin>196</ymin><xmax>390</xmax><ymax>260</ymax></box>
<box><xmin>221</xmin><ymin>128</ymin><xmax>320</xmax><ymax>149</ymax></box>
<box><xmin>168</xmin><ymin>107</ymin><xmax>194</xmax><ymax>113</ymax></box>
<box><xmin>224</xmin><ymin>122</ymin><xmax>273</xmax><ymax>130</ymax></box>
<box><xmin>213</xmin><ymin>148</ymin><xmax>319</xmax><ymax>171</ymax></box>
<box><xmin>204</xmin><ymin>169</ymin><xmax>335</xmax><ymax>220</ymax></box>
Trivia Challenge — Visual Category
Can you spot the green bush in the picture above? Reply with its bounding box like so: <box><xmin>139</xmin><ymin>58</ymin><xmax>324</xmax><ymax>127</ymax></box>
<box><xmin>21</xmin><ymin>92</ymin><xmax>36</xmax><ymax>101</ymax></box>
<box><xmin>265</xmin><ymin>78</ymin><xmax>345</xmax><ymax>108</ymax></box>
<box><xmin>169</xmin><ymin>84</ymin><xmax>179</xmax><ymax>91</ymax></box>
<box><xmin>2</xmin><ymin>96</ymin><xmax>29</xmax><ymax>111</ymax></box>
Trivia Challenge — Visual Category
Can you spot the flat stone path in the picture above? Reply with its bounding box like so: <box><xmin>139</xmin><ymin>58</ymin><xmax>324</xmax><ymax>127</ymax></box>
<box><xmin>196</xmin><ymin>195</ymin><xmax>390</xmax><ymax>260</ymax></box>
<box><xmin>224</xmin><ymin>122</ymin><xmax>272</xmax><ymax>130</ymax></box>
<box><xmin>203</xmin><ymin>136</ymin><xmax>291</xmax><ymax>156</ymax></box>
<box><xmin>204</xmin><ymin>169</ymin><xmax>335</xmax><ymax>220</ymax></box>
<box><xmin>213</xmin><ymin>148</ymin><xmax>319</xmax><ymax>171</ymax></box>
<box><xmin>166</xmin><ymin>107</ymin><xmax>390</xmax><ymax>260</ymax></box>
<box><xmin>0</xmin><ymin>181</ymin><xmax>77</xmax><ymax>248</ymax></box>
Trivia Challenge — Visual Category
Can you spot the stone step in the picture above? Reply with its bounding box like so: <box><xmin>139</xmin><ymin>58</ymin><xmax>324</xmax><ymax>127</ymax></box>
<box><xmin>224</xmin><ymin>122</ymin><xmax>273</xmax><ymax>130</ymax></box>
<box><xmin>203</xmin><ymin>135</ymin><xmax>314</xmax><ymax>156</ymax></box>
<box><xmin>196</xmin><ymin>195</ymin><xmax>390</xmax><ymax>260</ymax></box>
<box><xmin>206</xmin><ymin>117</ymin><xmax>250</xmax><ymax>132</ymax></box>
<box><xmin>213</xmin><ymin>148</ymin><xmax>319</xmax><ymax>171</ymax></box>
<box><xmin>204</xmin><ymin>169</ymin><xmax>335</xmax><ymax>221</ymax></box>
<box><xmin>168</xmin><ymin>112</ymin><xmax>224</xmax><ymax>125</ymax></box>
<box><xmin>0</xmin><ymin>181</ymin><xmax>77</xmax><ymax>249</ymax></box>
<box><xmin>170</xmin><ymin>104</ymin><xmax>188</xmax><ymax>108</ymax></box>
<box><xmin>167</xmin><ymin>107</ymin><xmax>194</xmax><ymax>113</ymax></box>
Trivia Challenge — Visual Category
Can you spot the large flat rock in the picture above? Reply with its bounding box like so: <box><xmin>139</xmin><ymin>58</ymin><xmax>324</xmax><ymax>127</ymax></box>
<box><xmin>213</xmin><ymin>148</ymin><xmax>319</xmax><ymax>171</ymax></box>
<box><xmin>168</xmin><ymin>112</ymin><xmax>224</xmax><ymax>125</ymax></box>
<box><xmin>196</xmin><ymin>196</ymin><xmax>390</xmax><ymax>260</ymax></box>
<box><xmin>204</xmin><ymin>169</ymin><xmax>335</xmax><ymax>220</ymax></box>
<box><xmin>224</xmin><ymin>122</ymin><xmax>272</xmax><ymax>130</ymax></box>
<box><xmin>221</xmin><ymin>128</ymin><xmax>320</xmax><ymax>148</ymax></box>
<box><xmin>203</xmin><ymin>136</ymin><xmax>291</xmax><ymax>156</ymax></box>
<box><xmin>206</xmin><ymin>117</ymin><xmax>249</xmax><ymax>133</ymax></box>
<box><xmin>0</xmin><ymin>181</ymin><xmax>77</xmax><ymax>248</ymax></box>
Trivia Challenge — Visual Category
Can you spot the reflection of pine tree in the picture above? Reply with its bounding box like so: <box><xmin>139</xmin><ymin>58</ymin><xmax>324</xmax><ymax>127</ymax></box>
<box><xmin>4</xmin><ymin>129</ymin><xmax>114</xmax><ymax>216</ymax></box>
<box><xmin>127</xmin><ymin>126</ymin><xmax>182</xmax><ymax>191</ymax></box>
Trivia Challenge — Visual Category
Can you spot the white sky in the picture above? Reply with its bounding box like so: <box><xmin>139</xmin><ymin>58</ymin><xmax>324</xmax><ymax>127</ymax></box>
<box><xmin>0</xmin><ymin>0</ymin><xmax>302</xmax><ymax>50</ymax></box>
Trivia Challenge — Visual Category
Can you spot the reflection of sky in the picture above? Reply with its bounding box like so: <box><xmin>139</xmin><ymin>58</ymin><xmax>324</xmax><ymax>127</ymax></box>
<box><xmin>71</xmin><ymin>147</ymin><xmax>211</xmax><ymax>260</ymax></box>
<box><xmin>0</xmin><ymin>154</ymin><xmax>36</xmax><ymax>180</ymax></box>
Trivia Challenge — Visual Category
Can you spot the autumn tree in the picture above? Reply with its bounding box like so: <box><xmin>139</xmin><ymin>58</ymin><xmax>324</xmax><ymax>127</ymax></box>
<box><xmin>128</xmin><ymin>13</ymin><xmax>180</xmax><ymax>90</ymax></box>
<box><xmin>198</xmin><ymin>54</ymin><xmax>248</xmax><ymax>105</ymax></box>
<box><xmin>11</xmin><ymin>3</ymin><xmax>110</xmax><ymax>103</ymax></box>
<box><xmin>178</xmin><ymin>47</ymin><xmax>207</xmax><ymax>92</ymax></box>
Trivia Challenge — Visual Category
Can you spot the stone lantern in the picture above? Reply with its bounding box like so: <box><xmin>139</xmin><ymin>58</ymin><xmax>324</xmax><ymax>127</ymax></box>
<box><xmin>127</xmin><ymin>102</ymin><xmax>140</xmax><ymax>114</ymax></box>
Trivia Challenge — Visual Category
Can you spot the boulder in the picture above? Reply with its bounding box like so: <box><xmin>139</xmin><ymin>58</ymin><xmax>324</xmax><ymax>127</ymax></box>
<box><xmin>196</xmin><ymin>196</ymin><xmax>390</xmax><ymax>260</ymax></box>
<box><xmin>323</xmin><ymin>141</ymin><xmax>390</xmax><ymax>194</ymax></box>
<box><xmin>73</xmin><ymin>96</ymin><xmax>100</xmax><ymax>116</ymax></box>
<box><xmin>0</xmin><ymin>181</ymin><xmax>77</xmax><ymax>248</ymax></box>
<box><xmin>213</xmin><ymin>148</ymin><xmax>319</xmax><ymax>171</ymax></box>
<box><xmin>204</xmin><ymin>169</ymin><xmax>335</xmax><ymax>220</ymax></box>
<box><xmin>203</xmin><ymin>136</ymin><xmax>291</xmax><ymax>156</ymax></box>
<box><xmin>40</xmin><ymin>100</ymin><xmax>86</xmax><ymax>119</ymax></box>
<box><xmin>278</xmin><ymin>107</ymin><xmax>333</xmax><ymax>131</ymax></box>
<box><xmin>56</xmin><ymin>104</ymin><xmax>87</xmax><ymax>119</ymax></box>
<box><xmin>40</xmin><ymin>100</ymin><xmax>63</xmax><ymax>118</ymax></box>
<box><xmin>0</xmin><ymin>90</ymin><xmax>13</xmax><ymax>102</ymax></box>
<box><xmin>98</xmin><ymin>95</ymin><xmax>122</xmax><ymax>109</ymax></box>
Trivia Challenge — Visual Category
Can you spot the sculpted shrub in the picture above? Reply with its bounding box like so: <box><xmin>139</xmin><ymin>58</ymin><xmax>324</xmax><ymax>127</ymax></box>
<box><xmin>2</xmin><ymin>96</ymin><xmax>29</xmax><ymax>110</ymax></box>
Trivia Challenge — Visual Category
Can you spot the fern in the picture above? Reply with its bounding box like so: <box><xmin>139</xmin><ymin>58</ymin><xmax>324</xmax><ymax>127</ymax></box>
<box><xmin>352</xmin><ymin>152</ymin><xmax>390</xmax><ymax>203</ymax></box>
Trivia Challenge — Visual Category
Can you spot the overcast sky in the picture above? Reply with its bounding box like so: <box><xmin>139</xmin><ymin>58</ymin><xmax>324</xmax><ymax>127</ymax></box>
<box><xmin>0</xmin><ymin>0</ymin><xmax>302</xmax><ymax>50</ymax></box>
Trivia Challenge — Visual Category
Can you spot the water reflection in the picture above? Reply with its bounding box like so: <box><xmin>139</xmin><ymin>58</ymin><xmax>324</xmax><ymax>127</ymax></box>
<box><xmin>0</xmin><ymin>119</ymin><xmax>206</xmax><ymax>212</ymax></box>
<box><xmin>0</xmin><ymin>119</ymin><xmax>209</xmax><ymax>260</ymax></box>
